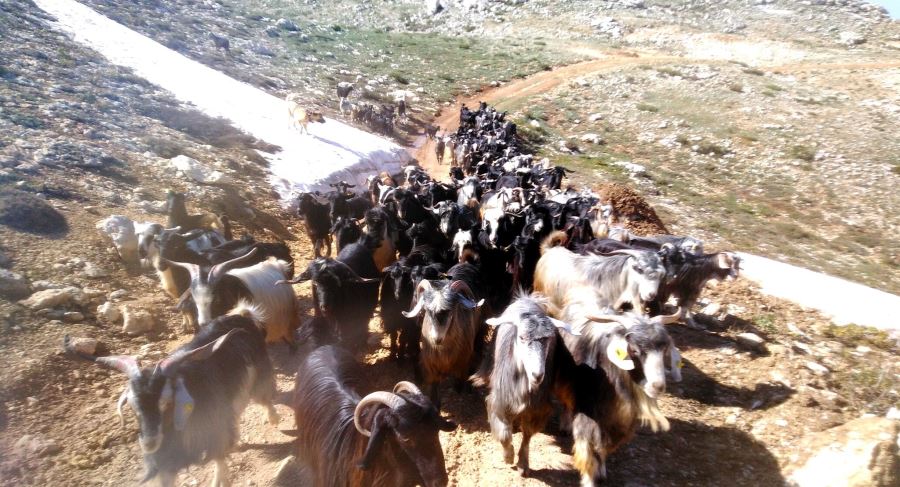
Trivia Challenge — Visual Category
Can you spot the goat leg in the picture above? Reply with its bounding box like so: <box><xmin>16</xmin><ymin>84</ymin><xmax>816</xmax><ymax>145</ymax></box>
<box><xmin>516</xmin><ymin>430</ymin><xmax>533</xmax><ymax>476</ymax></box>
<box><xmin>212</xmin><ymin>457</ymin><xmax>231</xmax><ymax>487</ymax></box>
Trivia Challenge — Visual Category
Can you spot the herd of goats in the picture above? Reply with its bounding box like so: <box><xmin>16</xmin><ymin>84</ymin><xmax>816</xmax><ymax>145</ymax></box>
<box><xmin>66</xmin><ymin>102</ymin><xmax>741</xmax><ymax>487</ymax></box>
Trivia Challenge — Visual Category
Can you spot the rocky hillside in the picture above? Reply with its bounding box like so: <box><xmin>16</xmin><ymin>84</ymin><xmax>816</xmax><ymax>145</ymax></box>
<box><xmin>0</xmin><ymin>1</ymin><xmax>898</xmax><ymax>486</ymax></box>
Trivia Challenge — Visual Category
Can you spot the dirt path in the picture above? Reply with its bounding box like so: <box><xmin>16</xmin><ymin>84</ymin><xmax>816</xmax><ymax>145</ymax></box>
<box><xmin>411</xmin><ymin>50</ymin><xmax>900</xmax><ymax>334</ymax></box>
<box><xmin>412</xmin><ymin>51</ymin><xmax>682</xmax><ymax>179</ymax></box>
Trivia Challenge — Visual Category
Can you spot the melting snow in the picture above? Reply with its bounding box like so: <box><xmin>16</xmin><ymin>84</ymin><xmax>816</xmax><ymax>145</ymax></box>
<box><xmin>34</xmin><ymin>0</ymin><xmax>410</xmax><ymax>201</ymax></box>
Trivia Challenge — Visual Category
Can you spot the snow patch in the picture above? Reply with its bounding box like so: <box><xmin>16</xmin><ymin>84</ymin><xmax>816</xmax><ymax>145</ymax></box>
<box><xmin>34</xmin><ymin>0</ymin><xmax>410</xmax><ymax>201</ymax></box>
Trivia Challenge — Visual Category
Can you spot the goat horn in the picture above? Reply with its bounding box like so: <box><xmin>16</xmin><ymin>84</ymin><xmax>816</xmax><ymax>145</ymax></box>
<box><xmin>95</xmin><ymin>355</ymin><xmax>142</xmax><ymax>379</ymax></box>
<box><xmin>402</xmin><ymin>296</ymin><xmax>426</xmax><ymax>319</ymax></box>
<box><xmin>449</xmin><ymin>280</ymin><xmax>475</xmax><ymax>299</ymax></box>
<box><xmin>163</xmin><ymin>259</ymin><xmax>202</xmax><ymax>283</ymax></box>
<box><xmin>116</xmin><ymin>387</ymin><xmax>130</xmax><ymax>430</ymax></box>
<box><xmin>608</xmin><ymin>249</ymin><xmax>647</xmax><ymax>260</ymax></box>
<box><xmin>208</xmin><ymin>248</ymin><xmax>259</xmax><ymax>282</ymax></box>
<box><xmin>354</xmin><ymin>392</ymin><xmax>405</xmax><ymax>437</ymax></box>
<box><xmin>652</xmin><ymin>307</ymin><xmax>682</xmax><ymax>326</ymax></box>
<box><xmin>392</xmin><ymin>381</ymin><xmax>423</xmax><ymax>397</ymax></box>
<box><xmin>160</xmin><ymin>329</ymin><xmax>244</xmax><ymax>376</ymax></box>
<box><xmin>585</xmin><ymin>314</ymin><xmax>631</xmax><ymax>327</ymax></box>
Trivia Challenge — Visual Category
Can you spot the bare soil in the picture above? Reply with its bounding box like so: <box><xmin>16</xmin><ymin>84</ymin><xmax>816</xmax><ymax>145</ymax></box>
<box><xmin>1</xmin><ymin>3</ymin><xmax>897</xmax><ymax>486</ymax></box>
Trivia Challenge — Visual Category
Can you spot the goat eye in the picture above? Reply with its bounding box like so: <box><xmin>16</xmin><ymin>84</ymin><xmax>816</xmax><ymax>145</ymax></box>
<box><xmin>633</xmin><ymin>266</ymin><xmax>643</xmax><ymax>274</ymax></box>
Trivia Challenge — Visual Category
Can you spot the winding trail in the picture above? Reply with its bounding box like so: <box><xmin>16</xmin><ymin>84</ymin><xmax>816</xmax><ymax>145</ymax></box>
<box><xmin>411</xmin><ymin>51</ymin><xmax>900</xmax><ymax>335</ymax></box>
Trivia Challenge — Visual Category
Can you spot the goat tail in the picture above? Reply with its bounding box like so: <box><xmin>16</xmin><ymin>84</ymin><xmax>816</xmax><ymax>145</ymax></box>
<box><xmin>228</xmin><ymin>300</ymin><xmax>268</xmax><ymax>330</ymax></box>
<box><xmin>540</xmin><ymin>230</ymin><xmax>568</xmax><ymax>255</ymax></box>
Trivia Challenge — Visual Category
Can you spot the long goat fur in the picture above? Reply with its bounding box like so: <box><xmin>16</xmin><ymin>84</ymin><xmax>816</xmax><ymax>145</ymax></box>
<box><xmin>226</xmin><ymin>258</ymin><xmax>298</xmax><ymax>345</ymax></box>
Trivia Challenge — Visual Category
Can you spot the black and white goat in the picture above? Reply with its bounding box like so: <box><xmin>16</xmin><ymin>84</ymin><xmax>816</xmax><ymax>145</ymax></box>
<box><xmin>167</xmin><ymin>250</ymin><xmax>300</xmax><ymax>348</ymax></box>
<box><xmin>555</xmin><ymin>311</ymin><xmax>678</xmax><ymax>486</ymax></box>
<box><xmin>478</xmin><ymin>294</ymin><xmax>578</xmax><ymax>476</ymax></box>
<box><xmin>66</xmin><ymin>309</ymin><xmax>278</xmax><ymax>487</ymax></box>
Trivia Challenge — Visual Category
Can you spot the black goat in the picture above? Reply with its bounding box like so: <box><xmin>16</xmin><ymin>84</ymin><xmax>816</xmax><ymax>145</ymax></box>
<box><xmin>331</xmin><ymin>216</ymin><xmax>362</xmax><ymax>254</ymax></box>
<box><xmin>67</xmin><ymin>309</ymin><xmax>277</xmax><ymax>487</ymax></box>
<box><xmin>293</xmin><ymin>345</ymin><xmax>455</xmax><ymax>487</ymax></box>
<box><xmin>380</xmin><ymin>261</ymin><xmax>421</xmax><ymax>362</ymax></box>
<box><xmin>208</xmin><ymin>32</ymin><xmax>230</xmax><ymax>52</ymax></box>
<box><xmin>298</xmin><ymin>192</ymin><xmax>333</xmax><ymax>257</ymax></box>
<box><xmin>285</xmin><ymin>242</ymin><xmax>381</xmax><ymax>353</ymax></box>
<box><xmin>652</xmin><ymin>251</ymin><xmax>740</xmax><ymax>328</ymax></box>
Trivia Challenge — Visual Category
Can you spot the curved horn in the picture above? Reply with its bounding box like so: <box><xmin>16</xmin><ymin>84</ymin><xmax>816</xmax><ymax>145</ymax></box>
<box><xmin>449</xmin><ymin>280</ymin><xmax>475</xmax><ymax>299</ymax></box>
<box><xmin>584</xmin><ymin>313</ymin><xmax>632</xmax><ymax>327</ymax></box>
<box><xmin>652</xmin><ymin>307</ymin><xmax>682</xmax><ymax>326</ymax></box>
<box><xmin>608</xmin><ymin>249</ymin><xmax>647</xmax><ymax>260</ymax></box>
<box><xmin>159</xmin><ymin>329</ymin><xmax>244</xmax><ymax>375</ymax></box>
<box><xmin>401</xmin><ymin>280</ymin><xmax>432</xmax><ymax>318</ymax></box>
<box><xmin>209</xmin><ymin>248</ymin><xmax>259</xmax><ymax>282</ymax></box>
<box><xmin>392</xmin><ymin>381</ymin><xmax>423</xmax><ymax>397</ymax></box>
<box><xmin>178</xmin><ymin>229</ymin><xmax>205</xmax><ymax>240</ymax></box>
<box><xmin>163</xmin><ymin>259</ymin><xmax>202</xmax><ymax>283</ymax></box>
<box><xmin>95</xmin><ymin>355</ymin><xmax>141</xmax><ymax>378</ymax></box>
<box><xmin>353</xmin><ymin>392</ymin><xmax>405</xmax><ymax>437</ymax></box>
<box><xmin>116</xmin><ymin>387</ymin><xmax>130</xmax><ymax>430</ymax></box>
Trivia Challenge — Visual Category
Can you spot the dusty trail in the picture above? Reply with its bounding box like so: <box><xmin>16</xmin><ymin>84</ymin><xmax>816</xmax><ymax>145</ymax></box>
<box><xmin>411</xmin><ymin>50</ymin><xmax>900</xmax><ymax>334</ymax></box>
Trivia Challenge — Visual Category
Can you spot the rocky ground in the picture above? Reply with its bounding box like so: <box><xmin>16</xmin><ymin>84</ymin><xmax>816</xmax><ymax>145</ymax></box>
<box><xmin>1</xmin><ymin>1</ymin><xmax>898</xmax><ymax>486</ymax></box>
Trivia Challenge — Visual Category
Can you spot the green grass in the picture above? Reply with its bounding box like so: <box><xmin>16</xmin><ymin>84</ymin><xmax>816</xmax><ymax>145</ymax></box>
<box><xmin>637</xmin><ymin>103</ymin><xmax>659</xmax><ymax>112</ymax></box>
<box><xmin>656</xmin><ymin>66</ymin><xmax>684</xmax><ymax>77</ymax></box>
<box><xmin>276</xmin><ymin>27</ymin><xmax>569</xmax><ymax>103</ymax></box>
<box><xmin>788</xmin><ymin>145</ymin><xmax>816</xmax><ymax>162</ymax></box>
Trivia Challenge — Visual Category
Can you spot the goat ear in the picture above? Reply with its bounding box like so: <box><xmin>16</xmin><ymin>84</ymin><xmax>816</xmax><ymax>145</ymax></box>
<box><xmin>606</xmin><ymin>336</ymin><xmax>635</xmax><ymax>371</ymax></box>
<box><xmin>549</xmin><ymin>318</ymin><xmax>580</xmax><ymax>336</ymax></box>
<box><xmin>485</xmin><ymin>317</ymin><xmax>506</xmax><ymax>327</ymax></box>
<box><xmin>438</xmin><ymin>418</ymin><xmax>457</xmax><ymax>432</ymax></box>
<box><xmin>717</xmin><ymin>252</ymin><xmax>732</xmax><ymax>269</ymax></box>
<box><xmin>668</xmin><ymin>347</ymin><xmax>684</xmax><ymax>383</ymax></box>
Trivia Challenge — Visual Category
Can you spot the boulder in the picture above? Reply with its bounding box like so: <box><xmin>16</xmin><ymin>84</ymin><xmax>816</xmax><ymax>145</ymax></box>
<box><xmin>19</xmin><ymin>287</ymin><xmax>82</xmax><ymax>310</ymax></box>
<box><xmin>14</xmin><ymin>434</ymin><xmax>61</xmax><ymax>458</ymax></box>
<box><xmin>67</xmin><ymin>336</ymin><xmax>99</xmax><ymax>356</ymax></box>
<box><xmin>121</xmin><ymin>305</ymin><xmax>156</xmax><ymax>336</ymax></box>
<box><xmin>170</xmin><ymin>155</ymin><xmax>230</xmax><ymax>184</ymax></box>
<box><xmin>96</xmin><ymin>215</ymin><xmax>139</xmax><ymax>268</ymax></box>
<box><xmin>276</xmin><ymin>18</ymin><xmax>300</xmax><ymax>31</ymax></box>
<box><xmin>97</xmin><ymin>302</ymin><xmax>122</xmax><ymax>323</ymax></box>
<box><xmin>786</xmin><ymin>417</ymin><xmax>899</xmax><ymax>487</ymax></box>
<box><xmin>0</xmin><ymin>269</ymin><xmax>31</xmax><ymax>299</ymax></box>
<box><xmin>736</xmin><ymin>332</ymin><xmax>766</xmax><ymax>352</ymax></box>
<box><xmin>804</xmin><ymin>361</ymin><xmax>830</xmax><ymax>376</ymax></box>
<box><xmin>838</xmin><ymin>31</ymin><xmax>866</xmax><ymax>46</ymax></box>
<box><xmin>580</xmin><ymin>133</ymin><xmax>604</xmax><ymax>145</ymax></box>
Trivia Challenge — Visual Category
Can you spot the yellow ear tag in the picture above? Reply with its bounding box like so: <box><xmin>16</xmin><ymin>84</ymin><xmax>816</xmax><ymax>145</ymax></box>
<box><xmin>615</xmin><ymin>346</ymin><xmax>629</xmax><ymax>362</ymax></box>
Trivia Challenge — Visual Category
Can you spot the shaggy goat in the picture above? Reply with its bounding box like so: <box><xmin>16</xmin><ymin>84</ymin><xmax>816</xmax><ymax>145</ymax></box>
<box><xmin>479</xmin><ymin>294</ymin><xmax>578</xmax><ymax>476</ymax></box>
<box><xmin>66</xmin><ymin>309</ymin><xmax>278</xmax><ymax>487</ymax></box>
<box><xmin>293</xmin><ymin>345</ymin><xmax>455</xmax><ymax>487</ymax></box>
